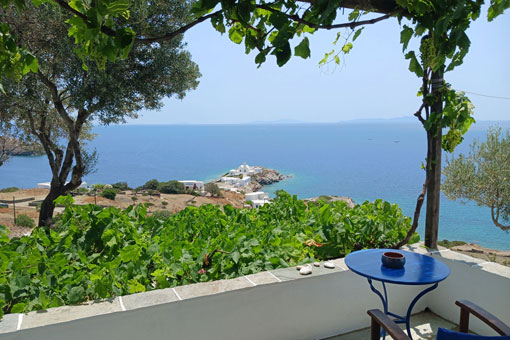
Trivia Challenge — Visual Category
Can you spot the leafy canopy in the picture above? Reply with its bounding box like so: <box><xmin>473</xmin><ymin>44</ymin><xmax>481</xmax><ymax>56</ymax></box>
<box><xmin>442</xmin><ymin>127</ymin><xmax>510</xmax><ymax>231</ymax></box>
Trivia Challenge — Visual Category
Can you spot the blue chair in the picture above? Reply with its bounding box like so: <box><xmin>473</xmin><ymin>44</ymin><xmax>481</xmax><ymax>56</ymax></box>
<box><xmin>367</xmin><ymin>300</ymin><xmax>510</xmax><ymax>340</ymax></box>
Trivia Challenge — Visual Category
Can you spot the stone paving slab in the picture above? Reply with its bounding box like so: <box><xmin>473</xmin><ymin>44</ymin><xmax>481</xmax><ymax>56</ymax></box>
<box><xmin>431</xmin><ymin>250</ymin><xmax>487</xmax><ymax>266</ymax></box>
<box><xmin>174</xmin><ymin>277</ymin><xmax>253</xmax><ymax>300</ymax></box>
<box><xmin>21</xmin><ymin>298</ymin><xmax>122</xmax><ymax>330</ymax></box>
<box><xmin>402</xmin><ymin>243</ymin><xmax>429</xmax><ymax>255</ymax></box>
<box><xmin>474</xmin><ymin>261</ymin><xmax>510</xmax><ymax>277</ymax></box>
<box><xmin>121</xmin><ymin>287</ymin><xmax>180</xmax><ymax>310</ymax></box>
<box><xmin>271</xmin><ymin>262</ymin><xmax>342</xmax><ymax>282</ymax></box>
<box><xmin>245</xmin><ymin>271</ymin><xmax>280</xmax><ymax>285</ymax></box>
<box><xmin>329</xmin><ymin>258</ymin><xmax>348</xmax><ymax>270</ymax></box>
<box><xmin>0</xmin><ymin>313</ymin><xmax>19</xmax><ymax>334</ymax></box>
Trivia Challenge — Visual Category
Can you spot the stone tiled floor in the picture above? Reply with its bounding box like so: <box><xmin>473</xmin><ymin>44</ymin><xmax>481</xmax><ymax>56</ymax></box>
<box><xmin>324</xmin><ymin>311</ymin><xmax>456</xmax><ymax>340</ymax></box>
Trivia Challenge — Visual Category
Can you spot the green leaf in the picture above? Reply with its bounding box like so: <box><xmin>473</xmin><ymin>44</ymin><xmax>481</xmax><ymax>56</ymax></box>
<box><xmin>352</xmin><ymin>27</ymin><xmax>364</xmax><ymax>41</ymax></box>
<box><xmin>404</xmin><ymin>51</ymin><xmax>423</xmax><ymax>77</ymax></box>
<box><xmin>255</xmin><ymin>52</ymin><xmax>266</xmax><ymax>64</ymax></box>
<box><xmin>400</xmin><ymin>25</ymin><xmax>413</xmax><ymax>52</ymax></box>
<box><xmin>272</xmin><ymin>42</ymin><xmax>291</xmax><ymax>67</ymax></box>
<box><xmin>228</xmin><ymin>27</ymin><xmax>243</xmax><ymax>44</ymax></box>
<box><xmin>232</xmin><ymin>251</ymin><xmax>240</xmax><ymax>264</ymax></box>
<box><xmin>341</xmin><ymin>42</ymin><xmax>353</xmax><ymax>54</ymax></box>
<box><xmin>115</xmin><ymin>28</ymin><xmax>135</xmax><ymax>49</ymax></box>
<box><xmin>11</xmin><ymin>303</ymin><xmax>25</xmax><ymax>313</ymax></box>
<box><xmin>119</xmin><ymin>244</ymin><xmax>141</xmax><ymax>262</ymax></box>
<box><xmin>294</xmin><ymin>37</ymin><xmax>310</xmax><ymax>59</ymax></box>
<box><xmin>68</xmin><ymin>286</ymin><xmax>85</xmax><ymax>303</ymax></box>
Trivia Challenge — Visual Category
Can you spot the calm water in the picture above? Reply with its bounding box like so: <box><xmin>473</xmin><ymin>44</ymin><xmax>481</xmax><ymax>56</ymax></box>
<box><xmin>1</xmin><ymin>122</ymin><xmax>509</xmax><ymax>250</ymax></box>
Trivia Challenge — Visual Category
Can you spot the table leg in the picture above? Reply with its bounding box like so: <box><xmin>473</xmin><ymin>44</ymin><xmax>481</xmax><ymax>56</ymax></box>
<box><xmin>404</xmin><ymin>283</ymin><xmax>439</xmax><ymax>338</ymax></box>
<box><xmin>366</xmin><ymin>279</ymin><xmax>439</xmax><ymax>340</ymax></box>
<box><xmin>368</xmin><ymin>278</ymin><xmax>389</xmax><ymax>339</ymax></box>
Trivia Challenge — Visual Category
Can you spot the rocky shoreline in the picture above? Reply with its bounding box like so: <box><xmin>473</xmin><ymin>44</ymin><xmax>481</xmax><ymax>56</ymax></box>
<box><xmin>2</xmin><ymin>138</ymin><xmax>44</xmax><ymax>156</ymax></box>
<box><xmin>246</xmin><ymin>167</ymin><xmax>289</xmax><ymax>192</ymax></box>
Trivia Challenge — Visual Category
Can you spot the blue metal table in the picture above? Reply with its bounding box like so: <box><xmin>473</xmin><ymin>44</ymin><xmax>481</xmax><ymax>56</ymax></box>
<box><xmin>345</xmin><ymin>249</ymin><xmax>450</xmax><ymax>339</ymax></box>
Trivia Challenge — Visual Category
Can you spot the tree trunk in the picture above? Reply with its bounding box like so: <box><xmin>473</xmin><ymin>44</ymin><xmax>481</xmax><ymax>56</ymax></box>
<box><xmin>424</xmin><ymin>70</ymin><xmax>444</xmax><ymax>248</ymax></box>
<box><xmin>38</xmin><ymin>184</ymin><xmax>64</xmax><ymax>226</ymax></box>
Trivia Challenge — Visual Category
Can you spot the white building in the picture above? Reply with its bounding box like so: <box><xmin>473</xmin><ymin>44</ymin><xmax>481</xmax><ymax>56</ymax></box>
<box><xmin>37</xmin><ymin>181</ymin><xmax>88</xmax><ymax>189</ymax></box>
<box><xmin>228</xmin><ymin>163</ymin><xmax>263</xmax><ymax>177</ymax></box>
<box><xmin>220</xmin><ymin>176</ymin><xmax>251</xmax><ymax>187</ymax></box>
<box><xmin>245</xmin><ymin>191</ymin><xmax>271</xmax><ymax>208</ymax></box>
<box><xmin>178</xmin><ymin>180</ymin><xmax>204</xmax><ymax>191</ymax></box>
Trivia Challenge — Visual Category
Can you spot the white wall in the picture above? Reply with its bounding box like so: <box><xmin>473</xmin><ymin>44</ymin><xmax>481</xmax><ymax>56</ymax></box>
<box><xmin>425</xmin><ymin>251</ymin><xmax>510</xmax><ymax>336</ymax></box>
<box><xmin>1</xmin><ymin>249</ymin><xmax>508</xmax><ymax>340</ymax></box>
<box><xmin>0</xmin><ymin>269</ymin><xmax>429</xmax><ymax>340</ymax></box>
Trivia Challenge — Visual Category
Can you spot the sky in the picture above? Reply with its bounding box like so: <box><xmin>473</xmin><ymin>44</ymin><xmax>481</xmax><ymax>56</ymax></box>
<box><xmin>128</xmin><ymin>8</ymin><xmax>510</xmax><ymax>125</ymax></box>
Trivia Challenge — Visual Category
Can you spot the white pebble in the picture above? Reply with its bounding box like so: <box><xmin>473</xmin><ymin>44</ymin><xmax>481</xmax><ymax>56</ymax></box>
<box><xmin>313</xmin><ymin>262</ymin><xmax>320</xmax><ymax>267</ymax></box>
<box><xmin>296</xmin><ymin>265</ymin><xmax>304</xmax><ymax>270</ymax></box>
<box><xmin>299</xmin><ymin>266</ymin><xmax>312</xmax><ymax>275</ymax></box>
<box><xmin>324</xmin><ymin>262</ymin><xmax>335</xmax><ymax>269</ymax></box>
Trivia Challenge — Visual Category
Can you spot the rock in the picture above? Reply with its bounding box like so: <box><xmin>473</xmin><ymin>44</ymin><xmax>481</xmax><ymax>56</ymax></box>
<box><xmin>313</xmin><ymin>262</ymin><xmax>320</xmax><ymax>267</ymax></box>
<box><xmin>299</xmin><ymin>266</ymin><xmax>312</xmax><ymax>275</ymax></box>
<box><xmin>324</xmin><ymin>262</ymin><xmax>335</xmax><ymax>269</ymax></box>
<box><xmin>296</xmin><ymin>265</ymin><xmax>304</xmax><ymax>270</ymax></box>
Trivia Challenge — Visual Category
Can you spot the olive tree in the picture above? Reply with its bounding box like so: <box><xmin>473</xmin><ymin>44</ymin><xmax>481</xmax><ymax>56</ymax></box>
<box><xmin>443</xmin><ymin>127</ymin><xmax>510</xmax><ymax>231</ymax></box>
<box><xmin>0</xmin><ymin>1</ymin><xmax>200</xmax><ymax>226</ymax></box>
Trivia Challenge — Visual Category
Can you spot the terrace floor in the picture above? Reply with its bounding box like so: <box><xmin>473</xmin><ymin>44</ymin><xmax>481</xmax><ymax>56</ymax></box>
<box><xmin>324</xmin><ymin>311</ymin><xmax>456</xmax><ymax>340</ymax></box>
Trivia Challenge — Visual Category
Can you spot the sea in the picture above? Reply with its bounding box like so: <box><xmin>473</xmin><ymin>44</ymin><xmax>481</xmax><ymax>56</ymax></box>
<box><xmin>1</xmin><ymin>121</ymin><xmax>509</xmax><ymax>251</ymax></box>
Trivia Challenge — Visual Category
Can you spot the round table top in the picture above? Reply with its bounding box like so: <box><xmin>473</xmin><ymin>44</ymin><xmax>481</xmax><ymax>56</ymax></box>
<box><xmin>345</xmin><ymin>249</ymin><xmax>450</xmax><ymax>285</ymax></box>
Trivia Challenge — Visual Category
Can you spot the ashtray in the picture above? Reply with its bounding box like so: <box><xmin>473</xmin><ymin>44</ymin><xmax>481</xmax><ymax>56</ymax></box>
<box><xmin>381</xmin><ymin>251</ymin><xmax>405</xmax><ymax>269</ymax></box>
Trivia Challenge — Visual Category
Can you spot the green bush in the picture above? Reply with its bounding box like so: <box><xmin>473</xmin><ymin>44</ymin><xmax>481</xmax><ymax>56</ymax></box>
<box><xmin>112</xmin><ymin>182</ymin><xmax>130</xmax><ymax>191</ymax></box>
<box><xmin>0</xmin><ymin>192</ymin><xmax>416</xmax><ymax>319</ymax></box>
<box><xmin>143</xmin><ymin>179</ymin><xmax>159</xmax><ymax>190</ymax></box>
<box><xmin>438</xmin><ymin>240</ymin><xmax>467</xmax><ymax>248</ymax></box>
<box><xmin>91</xmin><ymin>184</ymin><xmax>105</xmax><ymax>190</ymax></box>
<box><xmin>161</xmin><ymin>201</ymin><xmax>168</xmax><ymax>206</ymax></box>
<box><xmin>158</xmin><ymin>180</ymin><xmax>185</xmax><ymax>194</ymax></box>
<box><xmin>15</xmin><ymin>214</ymin><xmax>34</xmax><ymax>228</ymax></box>
<box><xmin>101</xmin><ymin>188</ymin><xmax>118</xmax><ymax>200</ymax></box>
<box><xmin>152</xmin><ymin>210</ymin><xmax>172</xmax><ymax>219</ymax></box>
<box><xmin>0</xmin><ymin>187</ymin><xmax>19</xmax><ymax>193</ymax></box>
<box><xmin>205</xmin><ymin>183</ymin><xmax>221</xmax><ymax>197</ymax></box>
<box><xmin>131</xmin><ymin>196</ymin><xmax>138</xmax><ymax>202</ymax></box>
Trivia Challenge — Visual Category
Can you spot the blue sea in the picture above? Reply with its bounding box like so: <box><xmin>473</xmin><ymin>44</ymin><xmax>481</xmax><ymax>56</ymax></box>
<box><xmin>1</xmin><ymin>121</ymin><xmax>509</xmax><ymax>250</ymax></box>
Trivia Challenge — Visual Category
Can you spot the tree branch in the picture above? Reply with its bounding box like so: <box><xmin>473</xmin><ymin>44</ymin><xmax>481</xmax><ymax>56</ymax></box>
<box><xmin>134</xmin><ymin>10</ymin><xmax>223</xmax><ymax>43</ymax></box>
<box><xmin>53</xmin><ymin>0</ymin><xmax>116</xmax><ymax>36</ymax></box>
<box><xmin>392</xmin><ymin>175</ymin><xmax>429</xmax><ymax>248</ymax></box>
<box><xmin>491</xmin><ymin>205</ymin><xmax>510</xmax><ymax>231</ymax></box>
<box><xmin>257</xmin><ymin>4</ymin><xmax>392</xmax><ymax>30</ymax></box>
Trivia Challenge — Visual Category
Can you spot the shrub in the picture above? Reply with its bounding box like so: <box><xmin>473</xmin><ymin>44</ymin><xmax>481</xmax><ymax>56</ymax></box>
<box><xmin>0</xmin><ymin>187</ymin><xmax>19</xmax><ymax>193</ymax></box>
<box><xmin>0</xmin><ymin>192</ymin><xmax>416</xmax><ymax>318</ymax></box>
<box><xmin>101</xmin><ymin>188</ymin><xmax>118</xmax><ymax>200</ymax></box>
<box><xmin>15</xmin><ymin>214</ymin><xmax>34</xmax><ymax>228</ymax></box>
<box><xmin>75</xmin><ymin>188</ymin><xmax>89</xmax><ymax>195</ymax></box>
<box><xmin>152</xmin><ymin>210</ymin><xmax>172</xmax><ymax>219</ymax></box>
<box><xmin>205</xmin><ymin>183</ymin><xmax>221</xmax><ymax>197</ymax></box>
<box><xmin>158</xmin><ymin>181</ymin><xmax>185</xmax><ymax>194</ymax></box>
<box><xmin>162</xmin><ymin>201</ymin><xmax>168</xmax><ymax>206</ymax></box>
<box><xmin>438</xmin><ymin>240</ymin><xmax>467</xmax><ymax>248</ymax></box>
<box><xmin>91</xmin><ymin>184</ymin><xmax>105</xmax><ymax>190</ymax></box>
<box><xmin>112</xmin><ymin>182</ymin><xmax>130</xmax><ymax>191</ymax></box>
<box><xmin>143</xmin><ymin>179</ymin><xmax>159</xmax><ymax>190</ymax></box>
<box><xmin>131</xmin><ymin>196</ymin><xmax>138</xmax><ymax>202</ymax></box>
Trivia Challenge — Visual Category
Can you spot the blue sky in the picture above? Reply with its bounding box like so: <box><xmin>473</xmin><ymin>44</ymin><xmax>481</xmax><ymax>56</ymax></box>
<box><xmin>129</xmin><ymin>9</ymin><xmax>510</xmax><ymax>124</ymax></box>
